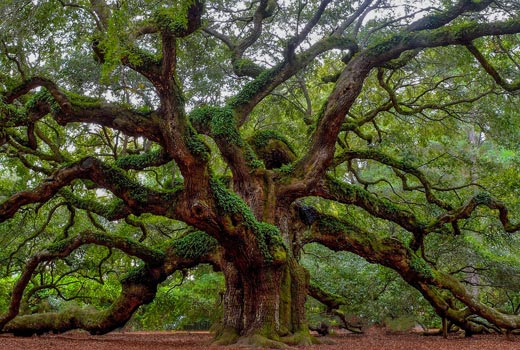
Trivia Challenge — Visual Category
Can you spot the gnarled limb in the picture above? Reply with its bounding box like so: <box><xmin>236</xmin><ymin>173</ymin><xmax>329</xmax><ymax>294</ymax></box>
<box><xmin>292</xmin><ymin>17</ymin><xmax>520</xmax><ymax>189</ymax></box>
<box><xmin>2</xmin><ymin>79</ymin><xmax>165</xmax><ymax>144</ymax></box>
<box><xmin>1</xmin><ymin>230</ymin><xmax>221</xmax><ymax>336</ymax></box>
<box><xmin>298</xmin><ymin>204</ymin><xmax>520</xmax><ymax>334</ymax></box>
<box><xmin>427</xmin><ymin>192</ymin><xmax>520</xmax><ymax>234</ymax></box>
<box><xmin>0</xmin><ymin>230</ymin><xmax>166</xmax><ymax>331</ymax></box>
<box><xmin>0</xmin><ymin>157</ymin><xmax>181</xmax><ymax>223</ymax></box>
<box><xmin>308</xmin><ymin>282</ymin><xmax>363</xmax><ymax>334</ymax></box>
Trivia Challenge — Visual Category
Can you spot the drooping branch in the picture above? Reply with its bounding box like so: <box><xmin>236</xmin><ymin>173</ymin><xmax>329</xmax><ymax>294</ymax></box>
<box><xmin>308</xmin><ymin>282</ymin><xmax>363</xmax><ymax>334</ymax></box>
<box><xmin>3</xmin><ymin>265</ymin><xmax>163</xmax><ymax>336</ymax></box>
<box><xmin>308</xmin><ymin>281</ymin><xmax>348</xmax><ymax>310</ymax></box>
<box><xmin>297</xmin><ymin>205</ymin><xmax>520</xmax><ymax>333</ymax></box>
<box><xmin>1</xmin><ymin>230</ymin><xmax>222</xmax><ymax>335</ymax></box>
<box><xmin>465</xmin><ymin>42</ymin><xmax>520</xmax><ymax>92</ymax></box>
<box><xmin>0</xmin><ymin>230</ymin><xmax>166</xmax><ymax>331</ymax></box>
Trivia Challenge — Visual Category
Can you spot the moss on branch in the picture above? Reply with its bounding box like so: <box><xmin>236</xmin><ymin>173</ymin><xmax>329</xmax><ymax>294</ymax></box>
<box><xmin>115</xmin><ymin>149</ymin><xmax>170</xmax><ymax>170</ymax></box>
<box><xmin>248</xmin><ymin>130</ymin><xmax>297</xmax><ymax>169</ymax></box>
<box><xmin>153</xmin><ymin>1</ymin><xmax>202</xmax><ymax>37</ymax></box>
<box><xmin>227</xmin><ymin>67</ymin><xmax>281</xmax><ymax>110</ymax></box>
<box><xmin>190</xmin><ymin>105</ymin><xmax>242</xmax><ymax>145</ymax></box>
<box><xmin>210</xmin><ymin>179</ymin><xmax>286</xmax><ymax>263</ymax></box>
<box><xmin>324</xmin><ymin>177</ymin><xmax>427</xmax><ymax>248</ymax></box>
<box><xmin>170</xmin><ymin>230</ymin><xmax>218</xmax><ymax>259</ymax></box>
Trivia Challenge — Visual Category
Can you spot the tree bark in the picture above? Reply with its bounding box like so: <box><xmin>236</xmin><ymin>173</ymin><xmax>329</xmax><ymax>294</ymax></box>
<box><xmin>215</xmin><ymin>258</ymin><xmax>312</xmax><ymax>347</ymax></box>
<box><xmin>212</xmin><ymin>194</ymin><xmax>312</xmax><ymax>346</ymax></box>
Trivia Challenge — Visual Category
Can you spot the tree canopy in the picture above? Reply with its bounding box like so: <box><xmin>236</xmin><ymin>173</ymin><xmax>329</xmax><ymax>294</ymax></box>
<box><xmin>2</xmin><ymin>0</ymin><xmax>520</xmax><ymax>346</ymax></box>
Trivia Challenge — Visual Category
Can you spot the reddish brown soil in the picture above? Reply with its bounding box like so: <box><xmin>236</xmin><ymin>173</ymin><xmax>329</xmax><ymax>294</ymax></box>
<box><xmin>0</xmin><ymin>328</ymin><xmax>519</xmax><ymax>350</ymax></box>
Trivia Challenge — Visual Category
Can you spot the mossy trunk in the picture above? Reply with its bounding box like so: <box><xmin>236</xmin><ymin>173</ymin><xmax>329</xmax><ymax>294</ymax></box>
<box><xmin>211</xmin><ymin>179</ymin><xmax>313</xmax><ymax>346</ymax></box>
<box><xmin>215</xmin><ymin>258</ymin><xmax>312</xmax><ymax>346</ymax></box>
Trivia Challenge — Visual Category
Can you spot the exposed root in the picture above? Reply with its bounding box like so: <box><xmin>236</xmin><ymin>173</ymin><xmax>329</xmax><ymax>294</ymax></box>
<box><xmin>212</xmin><ymin>326</ymin><xmax>240</xmax><ymax>346</ymax></box>
<box><xmin>213</xmin><ymin>329</ymin><xmax>317</xmax><ymax>348</ymax></box>
<box><xmin>279</xmin><ymin>330</ymin><xmax>315</xmax><ymax>346</ymax></box>
<box><xmin>236</xmin><ymin>334</ymin><xmax>289</xmax><ymax>349</ymax></box>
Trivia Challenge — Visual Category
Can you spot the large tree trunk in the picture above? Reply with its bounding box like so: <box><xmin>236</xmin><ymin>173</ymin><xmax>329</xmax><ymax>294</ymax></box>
<box><xmin>215</xmin><ymin>258</ymin><xmax>312</xmax><ymax>347</ymax></box>
<box><xmin>213</xmin><ymin>199</ymin><xmax>312</xmax><ymax>347</ymax></box>
<box><xmin>206</xmin><ymin>175</ymin><xmax>312</xmax><ymax>347</ymax></box>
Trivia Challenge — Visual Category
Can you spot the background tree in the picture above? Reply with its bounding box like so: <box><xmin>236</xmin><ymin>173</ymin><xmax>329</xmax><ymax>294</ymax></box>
<box><xmin>2</xmin><ymin>0</ymin><xmax>520</xmax><ymax>346</ymax></box>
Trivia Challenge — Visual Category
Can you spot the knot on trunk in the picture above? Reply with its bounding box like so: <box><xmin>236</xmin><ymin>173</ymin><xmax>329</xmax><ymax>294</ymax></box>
<box><xmin>248</xmin><ymin>130</ymin><xmax>296</xmax><ymax>169</ymax></box>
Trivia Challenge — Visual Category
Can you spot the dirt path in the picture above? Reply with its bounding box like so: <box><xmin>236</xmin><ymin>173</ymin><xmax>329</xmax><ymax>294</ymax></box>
<box><xmin>0</xmin><ymin>329</ymin><xmax>519</xmax><ymax>350</ymax></box>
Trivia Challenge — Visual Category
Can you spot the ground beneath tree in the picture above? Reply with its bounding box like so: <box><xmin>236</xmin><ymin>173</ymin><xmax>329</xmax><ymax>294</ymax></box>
<box><xmin>1</xmin><ymin>328</ymin><xmax>519</xmax><ymax>350</ymax></box>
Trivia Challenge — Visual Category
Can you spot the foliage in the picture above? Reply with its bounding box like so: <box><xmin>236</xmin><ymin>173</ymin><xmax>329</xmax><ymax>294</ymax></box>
<box><xmin>1</xmin><ymin>0</ymin><xmax>520</xmax><ymax>342</ymax></box>
<box><xmin>302</xmin><ymin>244</ymin><xmax>438</xmax><ymax>329</ymax></box>
<box><xmin>129</xmin><ymin>266</ymin><xmax>223</xmax><ymax>331</ymax></box>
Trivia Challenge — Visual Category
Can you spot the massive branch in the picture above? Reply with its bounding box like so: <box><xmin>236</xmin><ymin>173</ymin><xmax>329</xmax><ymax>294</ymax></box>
<box><xmin>1</xmin><ymin>79</ymin><xmax>164</xmax><ymax>144</ymax></box>
<box><xmin>0</xmin><ymin>230</ymin><xmax>221</xmax><ymax>335</ymax></box>
<box><xmin>293</xmin><ymin>18</ymin><xmax>520</xmax><ymax>188</ymax></box>
<box><xmin>296</xmin><ymin>204</ymin><xmax>520</xmax><ymax>333</ymax></box>
<box><xmin>0</xmin><ymin>157</ymin><xmax>180</xmax><ymax>223</ymax></box>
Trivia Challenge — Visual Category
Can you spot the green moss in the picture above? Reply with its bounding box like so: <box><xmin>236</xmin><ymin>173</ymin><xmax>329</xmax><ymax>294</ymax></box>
<box><xmin>210</xmin><ymin>179</ymin><xmax>286</xmax><ymax>262</ymax></box>
<box><xmin>184</xmin><ymin>131</ymin><xmax>210</xmax><ymax>161</ymax></box>
<box><xmin>249</xmin><ymin>130</ymin><xmax>295</xmax><ymax>154</ymax></box>
<box><xmin>232</xmin><ymin>58</ymin><xmax>264</xmax><ymax>77</ymax></box>
<box><xmin>171</xmin><ymin>230</ymin><xmax>218</xmax><ymax>259</ymax></box>
<box><xmin>326</xmin><ymin>176</ymin><xmax>404</xmax><ymax>215</ymax></box>
<box><xmin>213</xmin><ymin>326</ymin><xmax>240</xmax><ymax>345</ymax></box>
<box><xmin>248</xmin><ymin>130</ymin><xmax>297</xmax><ymax>170</ymax></box>
<box><xmin>101</xmin><ymin>163</ymin><xmax>153</xmax><ymax>203</ymax></box>
<box><xmin>126</xmin><ymin>45</ymin><xmax>161</xmax><ymax>68</ymax></box>
<box><xmin>191</xmin><ymin>105</ymin><xmax>242</xmax><ymax>145</ymax></box>
<box><xmin>368</xmin><ymin>33</ymin><xmax>406</xmax><ymax>56</ymax></box>
<box><xmin>25</xmin><ymin>89</ymin><xmax>60</xmax><ymax>113</ymax></box>
<box><xmin>244</xmin><ymin>143</ymin><xmax>264</xmax><ymax>169</ymax></box>
<box><xmin>47</xmin><ymin>239</ymin><xmax>70</xmax><ymax>254</ymax></box>
<box><xmin>234</xmin><ymin>58</ymin><xmax>255</xmax><ymax>70</ymax></box>
<box><xmin>122</xmin><ymin>266</ymin><xmax>151</xmax><ymax>284</ymax></box>
<box><xmin>115</xmin><ymin>149</ymin><xmax>165</xmax><ymax>169</ymax></box>
<box><xmin>153</xmin><ymin>1</ymin><xmax>196</xmax><ymax>35</ymax></box>
<box><xmin>60</xmin><ymin>189</ymin><xmax>125</xmax><ymax>219</ymax></box>
<box><xmin>0</xmin><ymin>103</ymin><xmax>26</xmax><ymax>126</ymax></box>
<box><xmin>227</xmin><ymin>66</ymin><xmax>281</xmax><ymax>109</ymax></box>
<box><xmin>318</xmin><ymin>216</ymin><xmax>350</xmax><ymax>235</ymax></box>
<box><xmin>409</xmin><ymin>252</ymin><xmax>433</xmax><ymax>279</ymax></box>
<box><xmin>68</xmin><ymin>92</ymin><xmax>103</xmax><ymax>109</ymax></box>
<box><xmin>277</xmin><ymin>163</ymin><xmax>295</xmax><ymax>174</ymax></box>
<box><xmin>474</xmin><ymin>191</ymin><xmax>492</xmax><ymax>205</ymax></box>
<box><xmin>155</xmin><ymin>8</ymin><xmax>187</xmax><ymax>32</ymax></box>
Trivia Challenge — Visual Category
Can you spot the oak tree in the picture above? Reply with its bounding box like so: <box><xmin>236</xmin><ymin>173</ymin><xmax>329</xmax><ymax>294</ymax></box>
<box><xmin>2</xmin><ymin>0</ymin><xmax>520</xmax><ymax>346</ymax></box>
